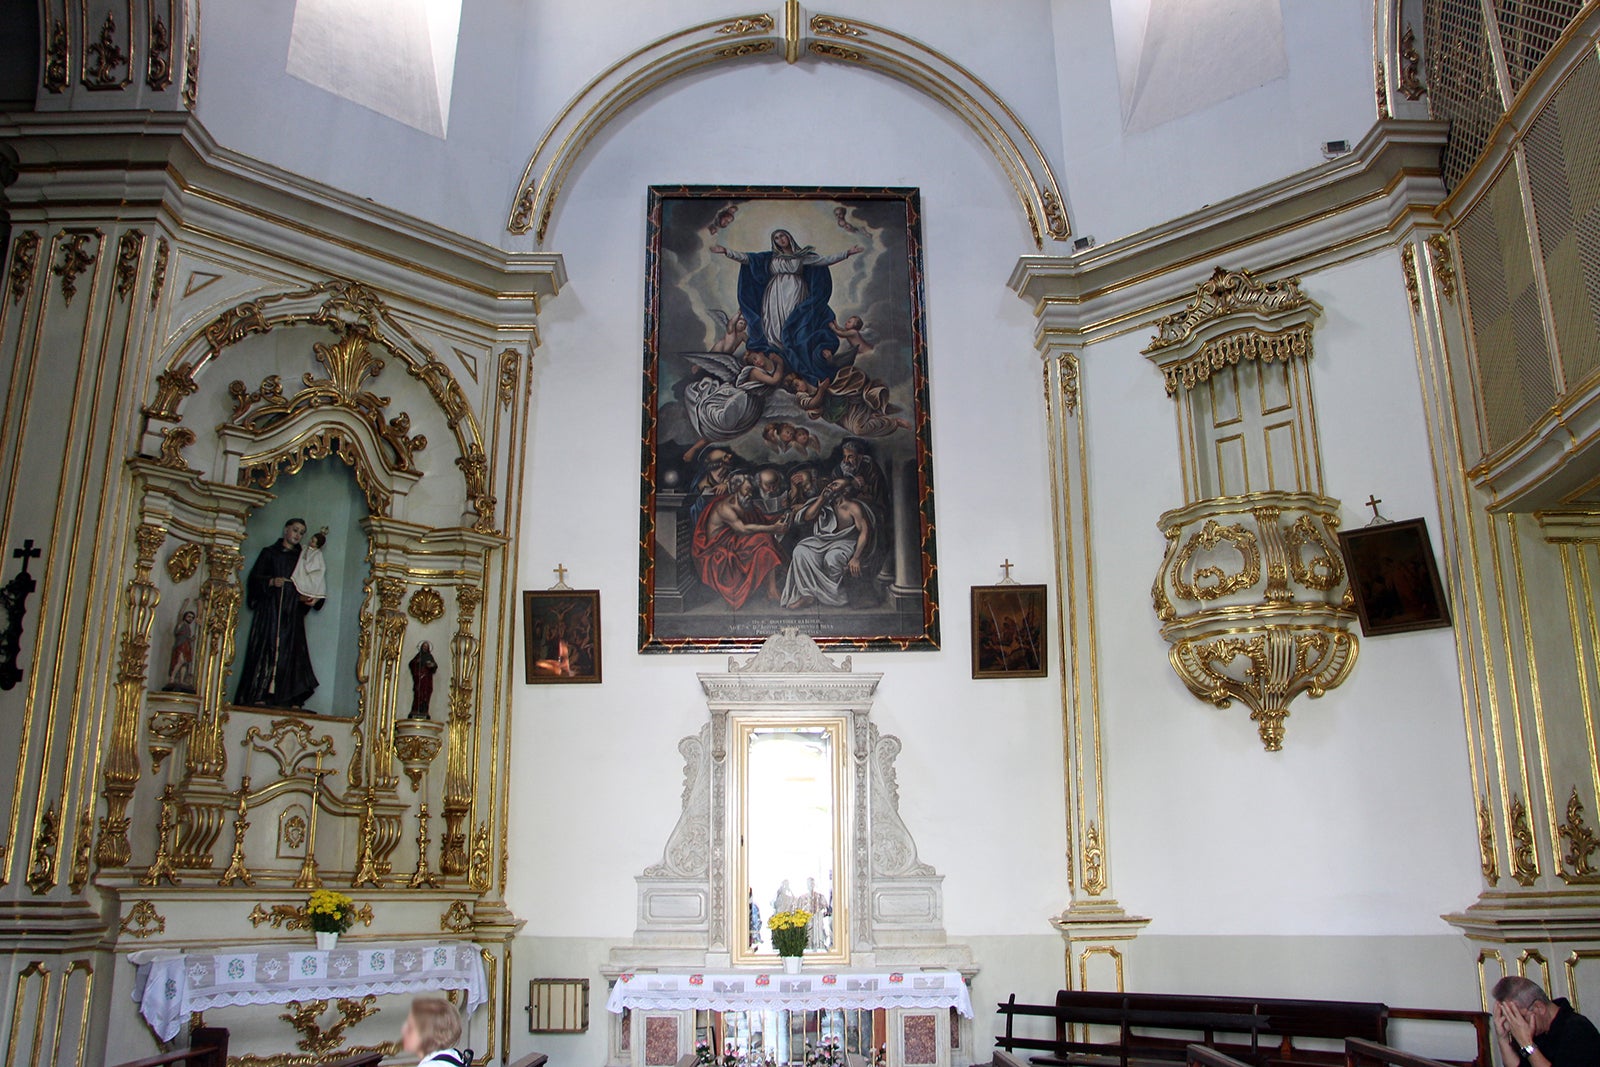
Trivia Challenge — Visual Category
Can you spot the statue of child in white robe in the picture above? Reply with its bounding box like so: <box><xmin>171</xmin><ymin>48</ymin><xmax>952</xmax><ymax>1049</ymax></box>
<box><xmin>290</xmin><ymin>528</ymin><xmax>328</xmax><ymax>600</ymax></box>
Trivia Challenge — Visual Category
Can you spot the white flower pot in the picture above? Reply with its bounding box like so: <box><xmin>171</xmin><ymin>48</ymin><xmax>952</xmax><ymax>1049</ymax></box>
<box><xmin>782</xmin><ymin>956</ymin><xmax>802</xmax><ymax>975</ymax></box>
<box><xmin>316</xmin><ymin>931</ymin><xmax>339</xmax><ymax>951</ymax></box>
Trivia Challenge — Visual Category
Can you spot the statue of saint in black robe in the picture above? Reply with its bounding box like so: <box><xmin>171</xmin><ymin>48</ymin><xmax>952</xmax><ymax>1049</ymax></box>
<box><xmin>234</xmin><ymin>535</ymin><xmax>323</xmax><ymax>707</ymax></box>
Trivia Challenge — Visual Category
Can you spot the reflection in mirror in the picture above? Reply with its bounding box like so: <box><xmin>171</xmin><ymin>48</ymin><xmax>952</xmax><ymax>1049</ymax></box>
<box><xmin>744</xmin><ymin>726</ymin><xmax>839</xmax><ymax>959</ymax></box>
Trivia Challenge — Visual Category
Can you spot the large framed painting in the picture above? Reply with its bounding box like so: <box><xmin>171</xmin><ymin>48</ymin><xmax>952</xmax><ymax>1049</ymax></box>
<box><xmin>638</xmin><ymin>186</ymin><xmax>939</xmax><ymax>653</ymax></box>
<box><xmin>1337</xmin><ymin>518</ymin><xmax>1453</xmax><ymax>637</ymax></box>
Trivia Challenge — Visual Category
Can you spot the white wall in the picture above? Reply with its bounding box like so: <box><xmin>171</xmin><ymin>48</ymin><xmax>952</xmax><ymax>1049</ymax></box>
<box><xmin>1085</xmin><ymin>251</ymin><xmax>1480</xmax><ymax>941</ymax></box>
<box><xmin>183</xmin><ymin>4</ymin><xmax>1491</xmax><ymax>1063</ymax></box>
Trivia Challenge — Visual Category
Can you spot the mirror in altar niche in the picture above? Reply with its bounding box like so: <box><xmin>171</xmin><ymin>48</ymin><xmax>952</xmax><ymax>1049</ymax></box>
<box><xmin>228</xmin><ymin>456</ymin><xmax>370</xmax><ymax>716</ymax></box>
<box><xmin>735</xmin><ymin>719</ymin><xmax>849</xmax><ymax>967</ymax></box>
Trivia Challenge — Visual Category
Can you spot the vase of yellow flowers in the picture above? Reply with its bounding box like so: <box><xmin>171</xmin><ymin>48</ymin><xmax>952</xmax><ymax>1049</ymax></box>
<box><xmin>768</xmin><ymin>908</ymin><xmax>811</xmax><ymax>973</ymax></box>
<box><xmin>307</xmin><ymin>889</ymin><xmax>356</xmax><ymax>950</ymax></box>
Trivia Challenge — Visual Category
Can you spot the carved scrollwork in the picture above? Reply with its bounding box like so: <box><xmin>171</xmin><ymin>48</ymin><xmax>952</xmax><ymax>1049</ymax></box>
<box><xmin>440</xmin><ymin>900</ymin><xmax>473</xmax><ymax>934</ymax></box>
<box><xmin>8</xmin><ymin>231</ymin><xmax>41</xmax><ymax>305</ymax></box>
<box><xmin>166</xmin><ymin>543</ymin><xmax>202</xmax><ymax>584</ymax></box>
<box><xmin>1170</xmin><ymin>624</ymin><xmax>1357</xmax><ymax>751</ymax></box>
<box><xmin>1170</xmin><ymin>520</ymin><xmax>1261</xmax><ymax>601</ymax></box>
<box><xmin>120</xmin><ymin>899</ymin><xmax>167</xmax><ymax>938</ymax></box>
<box><xmin>157</xmin><ymin>427</ymin><xmax>196</xmax><ymax>471</ymax></box>
<box><xmin>144</xmin><ymin>362</ymin><xmax>198</xmax><ymax>421</ymax></box>
<box><xmin>281</xmin><ymin>995</ymin><xmax>379</xmax><ymax>1056</ymax></box>
<box><xmin>1509</xmin><ymin>793</ymin><xmax>1539</xmax><ymax>885</ymax></box>
<box><xmin>716</xmin><ymin>14</ymin><xmax>774</xmax><ymax>34</ymax></box>
<box><xmin>1479</xmin><ymin>801</ymin><xmax>1500</xmax><ymax>883</ymax></box>
<box><xmin>244</xmin><ymin>718</ymin><xmax>336</xmax><ymax>779</ymax></box>
<box><xmin>238</xmin><ymin>428</ymin><xmax>393</xmax><ymax>517</ymax></box>
<box><xmin>1560</xmin><ymin>787</ymin><xmax>1598</xmax><ymax>880</ymax></box>
<box><xmin>810</xmin><ymin>15</ymin><xmax>867</xmax><ymax>37</ymax></box>
<box><xmin>645</xmin><ymin>727</ymin><xmax>711</xmax><ymax>877</ymax></box>
<box><xmin>1285</xmin><ymin>514</ymin><xmax>1345</xmax><ymax>591</ymax></box>
<box><xmin>728</xmin><ymin>627</ymin><xmax>851</xmax><ymax>673</ymax></box>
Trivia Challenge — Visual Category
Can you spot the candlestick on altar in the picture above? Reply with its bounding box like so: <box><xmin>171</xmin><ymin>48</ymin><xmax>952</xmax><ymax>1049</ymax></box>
<box><xmin>293</xmin><ymin>752</ymin><xmax>328</xmax><ymax>889</ymax></box>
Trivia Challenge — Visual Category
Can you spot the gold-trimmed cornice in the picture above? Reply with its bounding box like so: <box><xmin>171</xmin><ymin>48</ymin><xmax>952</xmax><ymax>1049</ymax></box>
<box><xmin>1008</xmin><ymin>119</ymin><xmax>1448</xmax><ymax>345</ymax></box>
<box><xmin>505</xmin><ymin>6</ymin><xmax>1070</xmax><ymax>249</ymax></box>
<box><xmin>0</xmin><ymin>110</ymin><xmax>566</xmax><ymax>327</ymax></box>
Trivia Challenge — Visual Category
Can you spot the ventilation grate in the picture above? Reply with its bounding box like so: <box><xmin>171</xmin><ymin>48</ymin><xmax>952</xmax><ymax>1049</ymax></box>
<box><xmin>1457</xmin><ymin>162</ymin><xmax>1557</xmax><ymax>450</ymax></box>
<box><xmin>1426</xmin><ymin>0</ymin><xmax>1507</xmax><ymax>188</ymax></box>
<box><xmin>1493</xmin><ymin>0</ymin><xmax>1587</xmax><ymax>92</ymax></box>
<box><xmin>1524</xmin><ymin>51</ymin><xmax>1600</xmax><ymax>389</ymax></box>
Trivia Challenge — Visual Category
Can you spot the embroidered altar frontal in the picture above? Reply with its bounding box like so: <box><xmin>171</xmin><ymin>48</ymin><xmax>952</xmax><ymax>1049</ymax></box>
<box><xmin>638</xmin><ymin>186</ymin><xmax>940</xmax><ymax>654</ymax></box>
<box><xmin>131</xmin><ymin>939</ymin><xmax>488</xmax><ymax>1041</ymax></box>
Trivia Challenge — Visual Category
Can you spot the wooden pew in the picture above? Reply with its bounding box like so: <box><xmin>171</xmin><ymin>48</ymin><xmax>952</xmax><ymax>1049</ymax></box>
<box><xmin>316</xmin><ymin>1054</ymin><xmax>386</xmax><ymax>1067</ymax></box>
<box><xmin>1189</xmin><ymin>1045</ymin><xmax>1258</xmax><ymax>1067</ymax></box>
<box><xmin>1345</xmin><ymin>1037</ymin><xmax>1450</xmax><ymax>1067</ymax></box>
<box><xmin>111</xmin><ymin>1028</ymin><xmax>229</xmax><ymax>1067</ymax></box>
<box><xmin>995</xmin><ymin>992</ymin><xmax>1489</xmax><ymax>1067</ymax></box>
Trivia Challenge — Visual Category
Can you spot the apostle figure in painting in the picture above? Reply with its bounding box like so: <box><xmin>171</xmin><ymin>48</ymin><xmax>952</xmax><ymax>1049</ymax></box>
<box><xmin>235</xmin><ymin>518</ymin><xmax>325</xmax><ymax>709</ymax></box>
<box><xmin>692</xmin><ymin>473</ymin><xmax>789</xmax><ymax>610</ymax></box>
<box><xmin>710</xmin><ymin>230</ymin><xmax>864</xmax><ymax>385</ymax></box>
<box><xmin>163</xmin><ymin>600</ymin><xmax>197</xmax><ymax>693</ymax></box>
<box><xmin>782</xmin><ymin>478</ymin><xmax>874</xmax><ymax>610</ymax></box>
<box><xmin>834</xmin><ymin>439</ymin><xmax>888</xmax><ymax>511</ymax></box>
<box><xmin>408</xmin><ymin>641</ymin><xmax>438</xmax><ymax>719</ymax></box>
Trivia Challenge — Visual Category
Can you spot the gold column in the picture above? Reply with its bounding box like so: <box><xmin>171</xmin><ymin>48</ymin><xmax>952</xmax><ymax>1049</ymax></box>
<box><xmin>1040</xmin><ymin>342</ymin><xmax>1149</xmax><ymax>984</ymax></box>
<box><xmin>96</xmin><ymin>522</ymin><xmax>167</xmax><ymax>867</ymax></box>
<box><xmin>366</xmin><ymin>575</ymin><xmax>407</xmax><ymax>791</ymax></box>
<box><xmin>441</xmin><ymin>583</ymin><xmax>482</xmax><ymax>877</ymax></box>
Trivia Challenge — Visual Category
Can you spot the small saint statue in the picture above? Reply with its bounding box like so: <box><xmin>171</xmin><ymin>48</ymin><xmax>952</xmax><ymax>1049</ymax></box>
<box><xmin>408</xmin><ymin>641</ymin><xmax>438</xmax><ymax>720</ymax></box>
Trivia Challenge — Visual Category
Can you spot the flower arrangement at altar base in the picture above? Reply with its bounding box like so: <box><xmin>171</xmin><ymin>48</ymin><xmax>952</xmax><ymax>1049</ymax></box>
<box><xmin>767</xmin><ymin>908</ymin><xmax>812</xmax><ymax>958</ymax></box>
<box><xmin>306</xmin><ymin>889</ymin><xmax>356</xmax><ymax>934</ymax></box>
<box><xmin>804</xmin><ymin>1036</ymin><xmax>843</xmax><ymax>1067</ymax></box>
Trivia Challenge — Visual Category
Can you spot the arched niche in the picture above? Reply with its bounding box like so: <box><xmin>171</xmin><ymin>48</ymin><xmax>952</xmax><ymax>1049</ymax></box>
<box><xmin>508</xmin><ymin>6</ymin><xmax>1071</xmax><ymax>249</ymax></box>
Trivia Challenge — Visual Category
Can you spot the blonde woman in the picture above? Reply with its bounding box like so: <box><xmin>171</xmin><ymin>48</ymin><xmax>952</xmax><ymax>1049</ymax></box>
<box><xmin>401</xmin><ymin>998</ymin><xmax>472</xmax><ymax>1067</ymax></box>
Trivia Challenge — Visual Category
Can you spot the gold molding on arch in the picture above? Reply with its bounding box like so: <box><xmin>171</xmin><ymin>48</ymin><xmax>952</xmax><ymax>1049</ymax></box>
<box><xmin>506</xmin><ymin>6</ymin><xmax>1071</xmax><ymax>249</ymax></box>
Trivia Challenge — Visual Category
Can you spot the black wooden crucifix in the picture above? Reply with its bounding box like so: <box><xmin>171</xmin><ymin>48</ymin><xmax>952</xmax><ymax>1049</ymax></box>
<box><xmin>0</xmin><ymin>539</ymin><xmax>42</xmax><ymax>691</ymax></box>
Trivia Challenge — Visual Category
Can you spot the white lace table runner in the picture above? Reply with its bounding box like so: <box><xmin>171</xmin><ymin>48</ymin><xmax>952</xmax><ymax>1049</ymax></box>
<box><xmin>606</xmin><ymin>971</ymin><xmax>973</xmax><ymax>1017</ymax></box>
<box><xmin>131</xmin><ymin>940</ymin><xmax>486</xmax><ymax>1041</ymax></box>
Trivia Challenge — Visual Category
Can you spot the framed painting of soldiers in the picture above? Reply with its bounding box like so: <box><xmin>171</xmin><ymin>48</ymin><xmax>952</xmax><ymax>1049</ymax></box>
<box><xmin>638</xmin><ymin>185</ymin><xmax>940</xmax><ymax>653</ymax></box>
<box><xmin>970</xmin><ymin>584</ymin><xmax>1048</xmax><ymax>679</ymax></box>
<box><xmin>523</xmin><ymin>590</ymin><xmax>603</xmax><ymax>683</ymax></box>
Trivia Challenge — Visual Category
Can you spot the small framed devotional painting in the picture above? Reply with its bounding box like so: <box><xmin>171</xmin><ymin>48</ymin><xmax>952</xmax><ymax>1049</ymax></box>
<box><xmin>971</xmin><ymin>584</ymin><xmax>1049</xmax><ymax>679</ymax></box>
<box><xmin>1337</xmin><ymin>518</ymin><xmax>1452</xmax><ymax>637</ymax></box>
<box><xmin>523</xmin><ymin>590</ymin><xmax>602</xmax><ymax>684</ymax></box>
<box><xmin>637</xmin><ymin>185</ymin><xmax>940</xmax><ymax>653</ymax></box>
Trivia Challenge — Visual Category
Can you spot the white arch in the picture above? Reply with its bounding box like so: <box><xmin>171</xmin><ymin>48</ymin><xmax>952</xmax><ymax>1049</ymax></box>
<box><xmin>506</xmin><ymin>5</ymin><xmax>1071</xmax><ymax>249</ymax></box>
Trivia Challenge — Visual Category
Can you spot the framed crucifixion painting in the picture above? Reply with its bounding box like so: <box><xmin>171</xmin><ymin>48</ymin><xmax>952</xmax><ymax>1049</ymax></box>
<box><xmin>637</xmin><ymin>186</ymin><xmax>940</xmax><ymax>654</ymax></box>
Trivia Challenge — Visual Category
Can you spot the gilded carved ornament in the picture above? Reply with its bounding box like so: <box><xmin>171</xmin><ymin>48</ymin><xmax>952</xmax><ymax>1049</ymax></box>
<box><xmin>1560</xmin><ymin>787</ymin><xmax>1598</xmax><ymax>879</ymax></box>
<box><xmin>1509</xmin><ymin>793</ymin><xmax>1540</xmax><ymax>885</ymax></box>
<box><xmin>43</xmin><ymin>19</ymin><xmax>67</xmax><ymax>93</ymax></box>
<box><xmin>1081</xmin><ymin>821</ymin><xmax>1107</xmax><ymax>896</ymax></box>
<box><xmin>228</xmin><ymin>327</ymin><xmax>428</xmax><ymax>472</ymax></box>
<box><xmin>183</xmin><ymin>280</ymin><xmax>494</xmax><ymax>525</ymax></box>
<box><xmin>53</xmin><ymin>232</ymin><xmax>98</xmax><ymax>306</ymax></box>
<box><xmin>811</xmin><ymin>15</ymin><xmax>868</xmax><ymax>38</ymax></box>
<box><xmin>1144</xmin><ymin>268</ymin><xmax>1320</xmax><ymax>396</ymax></box>
<box><xmin>1427</xmin><ymin>234</ymin><xmax>1457</xmax><ymax>303</ymax></box>
<box><xmin>1397</xmin><ymin>24</ymin><xmax>1426</xmax><ymax>101</ymax></box>
<box><xmin>1401</xmin><ymin>245</ymin><xmax>1422</xmax><ymax>311</ymax></box>
<box><xmin>182</xmin><ymin>34</ymin><xmax>197</xmax><ymax>109</ymax></box>
<box><xmin>144</xmin><ymin>362</ymin><xmax>198</xmax><ymax>421</ymax></box>
<box><xmin>497</xmin><ymin>349</ymin><xmax>520</xmax><ymax>409</ymax></box>
<box><xmin>441</xmin><ymin>900</ymin><xmax>473</xmax><ymax>933</ymax></box>
<box><xmin>407</xmin><ymin>587</ymin><xmax>445</xmax><ymax>624</ymax></box>
<box><xmin>248</xmin><ymin>900</ymin><xmax>375</xmax><ymax>931</ymax></box>
<box><xmin>9</xmin><ymin>231</ymin><xmax>41</xmax><ymax>305</ymax></box>
<box><xmin>68</xmin><ymin>810</ymin><xmax>93</xmax><ymax>893</ymax></box>
<box><xmin>716</xmin><ymin>40</ymin><xmax>775</xmax><ymax>59</ymax></box>
<box><xmin>1479</xmin><ymin>801</ymin><xmax>1500</xmax><ymax>883</ymax></box>
<box><xmin>166</xmin><ymin>542</ymin><xmax>202</xmax><ymax>583</ymax></box>
<box><xmin>114</xmin><ymin>230</ymin><xmax>145</xmax><ymax>301</ymax></box>
<box><xmin>281</xmin><ymin>995</ymin><xmax>379</xmax><ymax>1056</ymax></box>
<box><xmin>468</xmin><ymin>821</ymin><xmax>492</xmax><ymax>892</ymax></box>
<box><xmin>148</xmin><ymin>15</ymin><xmax>173</xmax><ymax>90</ymax></box>
<box><xmin>84</xmin><ymin>11</ymin><xmax>128</xmax><ymax>88</ymax></box>
<box><xmin>717</xmin><ymin>14</ymin><xmax>774</xmax><ymax>35</ymax></box>
<box><xmin>25</xmin><ymin>804</ymin><xmax>60</xmax><ymax>894</ymax></box>
<box><xmin>1169</xmin><ymin>520</ymin><xmax>1262</xmax><ymax>602</ymax></box>
<box><xmin>239</xmin><ymin>428</ymin><xmax>392</xmax><ymax>518</ymax></box>
<box><xmin>810</xmin><ymin>42</ymin><xmax>860</xmax><ymax>61</ymax></box>
<box><xmin>150</xmin><ymin>238</ymin><xmax>170</xmax><ymax>307</ymax></box>
<box><xmin>120</xmin><ymin>899</ymin><xmax>167</xmax><ymax>939</ymax></box>
<box><xmin>157</xmin><ymin>427</ymin><xmax>196</xmax><ymax>471</ymax></box>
